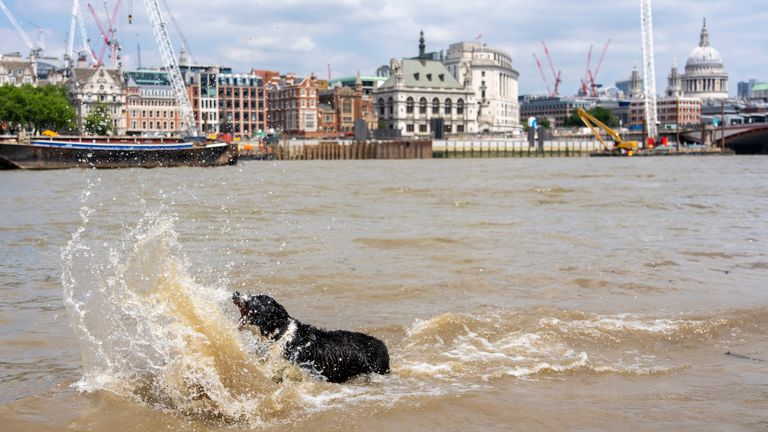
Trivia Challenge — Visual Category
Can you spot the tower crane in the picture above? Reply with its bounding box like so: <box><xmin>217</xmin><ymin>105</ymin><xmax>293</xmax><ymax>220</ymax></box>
<box><xmin>532</xmin><ymin>52</ymin><xmax>552</xmax><ymax>97</ymax></box>
<box><xmin>541</xmin><ymin>41</ymin><xmax>562</xmax><ymax>97</ymax></box>
<box><xmin>66</xmin><ymin>0</ymin><xmax>98</xmax><ymax>68</ymax></box>
<box><xmin>0</xmin><ymin>0</ymin><xmax>43</xmax><ymax>58</ymax></box>
<box><xmin>640</xmin><ymin>0</ymin><xmax>658</xmax><ymax>142</ymax></box>
<box><xmin>141</xmin><ymin>0</ymin><xmax>198</xmax><ymax>136</ymax></box>
<box><xmin>590</xmin><ymin>39</ymin><xmax>611</xmax><ymax>97</ymax></box>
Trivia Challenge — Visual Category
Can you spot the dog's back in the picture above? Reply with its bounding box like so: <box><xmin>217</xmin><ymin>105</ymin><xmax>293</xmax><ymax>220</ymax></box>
<box><xmin>286</xmin><ymin>322</ymin><xmax>390</xmax><ymax>383</ymax></box>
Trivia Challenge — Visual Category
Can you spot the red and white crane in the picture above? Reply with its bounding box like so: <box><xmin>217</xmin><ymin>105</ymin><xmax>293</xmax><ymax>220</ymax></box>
<box><xmin>532</xmin><ymin>41</ymin><xmax>561</xmax><ymax>97</ymax></box>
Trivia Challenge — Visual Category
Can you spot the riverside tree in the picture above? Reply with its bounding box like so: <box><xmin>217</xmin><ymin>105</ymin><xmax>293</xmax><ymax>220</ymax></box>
<box><xmin>0</xmin><ymin>84</ymin><xmax>77</xmax><ymax>134</ymax></box>
<box><xmin>83</xmin><ymin>102</ymin><xmax>116</xmax><ymax>136</ymax></box>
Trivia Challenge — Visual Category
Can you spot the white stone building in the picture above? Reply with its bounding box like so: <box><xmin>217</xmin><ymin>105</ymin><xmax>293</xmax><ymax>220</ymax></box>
<box><xmin>374</xmin><ymin>32</ymin><xmax>477</xmax><ymax>137</ymax></box>
<box><xmin>67</xmin><ymin>65</ymin><xmax>127</xmax><ymax>135</ymax></box>
<box><xmin>443</xmin><ymin>41</ymin><xmax>520</xmax><ymax>132</ymax></box>
<box><xmin>681</xmin><ymin>19</ymin><xmax>729</xmax><ymax>100</ymax></box>
<box><xmin>0</xmin><ymin>53</ymin><xmax>36</xmax><ymax>86</ymax></box>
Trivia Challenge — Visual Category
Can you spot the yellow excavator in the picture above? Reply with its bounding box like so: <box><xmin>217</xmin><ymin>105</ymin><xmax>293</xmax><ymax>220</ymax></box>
<box><xmin>575</xmin><ymin>108</ymin><xmax>639</xmax><ymax>155</ymax></box>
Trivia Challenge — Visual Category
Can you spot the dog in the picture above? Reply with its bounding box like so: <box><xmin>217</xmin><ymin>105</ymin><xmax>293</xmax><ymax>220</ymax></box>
<box><xmin>232</xmin><ymin>292</ymin><xmax>390</xmax><ymax>383</ymax></box>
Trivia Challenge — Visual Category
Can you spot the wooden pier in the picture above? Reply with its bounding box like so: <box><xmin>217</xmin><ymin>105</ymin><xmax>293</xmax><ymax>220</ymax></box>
<box><xmin>274</xmin><ymin>140</ymin><xmax>433</xmax><ymax>160</ymax></box>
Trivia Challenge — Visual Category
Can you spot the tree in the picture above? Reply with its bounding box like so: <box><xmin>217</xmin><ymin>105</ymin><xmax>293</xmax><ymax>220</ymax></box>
<box><xmin>84</xmin><ymin>102</ymin><xmax>115</xmax><ymax>136</ymax></box>
<box><xmin>564</xmin><ymin>107</ymin><xmax>618</xmax><ymax>128</ymax></box>
<box><xmin>0</xmin><ymin>84</ymin><xmax>76</xmax><ymax>134</ymax></box>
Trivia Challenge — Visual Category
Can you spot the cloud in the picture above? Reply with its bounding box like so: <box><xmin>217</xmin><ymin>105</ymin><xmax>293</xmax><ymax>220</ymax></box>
<box><xmin>1</xmin><ymin>0</ymin><xmax>766</xmax><ymax>95</ymax></box>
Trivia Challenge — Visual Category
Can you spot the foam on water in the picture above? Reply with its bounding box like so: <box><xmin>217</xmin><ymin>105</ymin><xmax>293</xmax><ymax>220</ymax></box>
<box><xmin>58</xmin><ymin>179</ymin><xmax>759</xmax><ymax>426</ymax></box>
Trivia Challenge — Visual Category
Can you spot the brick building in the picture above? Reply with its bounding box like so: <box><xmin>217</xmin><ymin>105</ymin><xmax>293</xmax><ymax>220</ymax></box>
<box><xmin>124</xmin><ymin>70</ymin><xmax>181</xmax><ymax>136</ymax></box>
<box><xmin>267</xmin><ymin>74</ymin><xmax>320</xmax><ymax>137</ymax></box>
<box><xmin>218</xmin><ymin>73</ymin><xmax>267</xmax><ymax>138</ymax></box>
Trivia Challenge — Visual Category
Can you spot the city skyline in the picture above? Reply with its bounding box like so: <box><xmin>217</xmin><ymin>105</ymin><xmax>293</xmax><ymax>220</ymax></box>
<box><xmin>1</xmin><ymin>0</ymin><xmax>766</xmax><ymax>96</ymax></box>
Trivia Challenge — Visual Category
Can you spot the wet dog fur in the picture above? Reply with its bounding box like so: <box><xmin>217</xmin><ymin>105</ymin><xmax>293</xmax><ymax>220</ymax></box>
<box><xmin>232</xmin><ymin>292</ymin><xmax>390</xmax><ymax>383</ymax></box>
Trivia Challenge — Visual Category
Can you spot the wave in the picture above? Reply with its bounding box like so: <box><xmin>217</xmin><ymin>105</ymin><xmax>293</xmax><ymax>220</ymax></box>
<box><xmin>59</xmin><ymin>184</ymin><xmax>768</xmax><ymax>425</ymax></box>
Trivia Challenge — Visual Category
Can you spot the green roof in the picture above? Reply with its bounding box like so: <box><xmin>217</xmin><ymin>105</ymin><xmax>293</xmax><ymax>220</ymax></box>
<box><xmin>379</xmin><ymin>58</ymin><xmax>463</xmax><ymax>90</ymax></box>
<box><xmin>752</xmin><ymin>83</ymin><xmax>768</xmax><ymax>92</ymax></box>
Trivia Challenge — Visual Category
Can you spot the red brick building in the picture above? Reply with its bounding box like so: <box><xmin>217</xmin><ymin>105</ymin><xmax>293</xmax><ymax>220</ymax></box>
<box><xmin>267</xmin><ymin>74</ymin><xmax>321</xmax><ymax>137</ymax></box>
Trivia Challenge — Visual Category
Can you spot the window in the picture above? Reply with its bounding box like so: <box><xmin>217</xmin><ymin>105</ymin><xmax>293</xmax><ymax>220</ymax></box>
<box><xmin>419</xmin><ymin>97</ymin><xmax>427</xmax><ymax>114</ymax></box>
<box><xmin>432</xmin><ymin>98</ymin><xmax>439</xmax><ymax>115</ymax></box>
<box><xmin>406</xmin><ymin>97</ymin><xmax>414</xmax><ymax>114</ymax></box>
<box><xmin>457</xmin><ymin>99</ymin><xmax>464</xmax><ymax>115</ymax></box>
<box><xmin>444</xmin><ymin>98</ymin><xmax>452</xmax><ymax>115</ymax></box>
<box><xmin>406</xmin><ymin>124</ymin><xmax>414</xmax><ymax>132</ymax></box>
<box><xmin>419</xmin><ymin>124</ymin><xmax>427</xmax><ymax>133</ymax></box>
<box><xmin>387</xmin><ymin>97</ymin><xmax>394</xmax><ymax>115</ymax></box>
<box><xmin>378</xmin><ymin>98</ymin><xmax>385</xmax><ymax>116</ymax></box>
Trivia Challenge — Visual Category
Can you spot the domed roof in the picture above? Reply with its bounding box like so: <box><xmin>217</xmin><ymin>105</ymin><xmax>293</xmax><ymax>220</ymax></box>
<box><xmin>686</xmin><ymin>46</ymin><xmax>723</xmax><ymax>67</ymax></box>
<box><xmin>686</xmin><ymin>19</ymin><xmax>724</xmax><ymax>68</ymax></box>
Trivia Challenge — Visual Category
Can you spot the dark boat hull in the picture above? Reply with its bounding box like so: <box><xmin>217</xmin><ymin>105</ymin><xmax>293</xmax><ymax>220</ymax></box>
<box><xmin>0</xmin><ymin>140</ymin><xmax>238</xmax><ymax>169</ymax></box>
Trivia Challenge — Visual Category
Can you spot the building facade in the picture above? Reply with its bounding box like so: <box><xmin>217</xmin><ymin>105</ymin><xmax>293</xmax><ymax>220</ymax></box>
<box><xmin>218</xmin><ymin>73</ymin><xmax>267</xmax><ymax>138</ymax></box>
<box><xmin>681</xmin><ymin>19</ymin><xmax>729</xmax><ymax>100</ymax></box>
<box><xmin>267</xmin><ymin>74</ymin><xmax>320</xmax><ymax>137</ymax></box>
<box><xmin>67</xmin><ymin>65</ymin><xmax>126</xmax><ymax>135</ymax></box>
<box><xmin>0</xmin><ymin>53</ymin><xmax>36</xmax><ymax>86</ymax></box>
<box><xmin>183</xmin><ymin>66</ymin><xmax>221</xmax><ymax>135</ymax></box>
<box><xmin>443</xmin><ymin>41</ymin><xmax>520</xmax><ymax>132</ymax></box>
<box><xmin>519</xmin><ymin>96</ymin><xmax>594</xmax><ymax>128</ymax></box>
<box><xmin>124</xmin><ymin>70</ymin><xmax>181</xmax><ymax>136</ymax></box>
<box><xmin>373</xmin><ymin>32</ymin><xmax>477</xmax><ymax>137</ymax></box>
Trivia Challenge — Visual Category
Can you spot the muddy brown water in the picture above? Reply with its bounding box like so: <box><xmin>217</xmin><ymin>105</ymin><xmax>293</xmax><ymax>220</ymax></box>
<box><xmin>1</xmin><ymin>157</ymin><xmax>767</xmax><ymax>431</ymax></box>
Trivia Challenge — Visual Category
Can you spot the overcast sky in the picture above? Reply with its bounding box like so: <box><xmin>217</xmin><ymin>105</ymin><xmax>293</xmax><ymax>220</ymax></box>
<box><xmin>1</xmin><ymin>0</ymin><xmax>766</xmax><ymax>95</ymax></box>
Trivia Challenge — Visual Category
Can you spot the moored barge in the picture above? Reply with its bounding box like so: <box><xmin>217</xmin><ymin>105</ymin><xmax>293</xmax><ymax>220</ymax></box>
<box><xmin>0</xmin><ymin>136</ymin><xmax>238</xmax><ymax>169</ymax></box>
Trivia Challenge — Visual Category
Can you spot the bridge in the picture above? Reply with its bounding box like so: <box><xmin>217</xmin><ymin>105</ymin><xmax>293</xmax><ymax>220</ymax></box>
<box><xmin>681</xmin><ymin>124</ymin><xmax>768</xmax><ymax>154</ymax></box>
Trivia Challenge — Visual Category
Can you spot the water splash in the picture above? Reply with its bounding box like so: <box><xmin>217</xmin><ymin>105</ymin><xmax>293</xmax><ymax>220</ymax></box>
<box><xmin>60</xmin><ymin>187</ymin><xmax>300</xmax><ymax>423</ymax></box>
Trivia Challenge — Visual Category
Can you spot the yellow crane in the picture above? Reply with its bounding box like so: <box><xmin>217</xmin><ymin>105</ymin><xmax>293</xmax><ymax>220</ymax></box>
<box><xmin>575</xmin><ymin>108</ymin><xmax>639</xmax><ymax>154</ymax></box>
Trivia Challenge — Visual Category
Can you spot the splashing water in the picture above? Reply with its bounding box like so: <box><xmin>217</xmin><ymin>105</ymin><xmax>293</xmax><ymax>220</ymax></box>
<box><xmin>58</xmin><ymin>179</ymin><xmax>756</xmax><ymax>427</ymax></box>
<box><xmin>61</xmin><ymin>182</ymin><xmax>302</xmax><ymax>424</ymax></box>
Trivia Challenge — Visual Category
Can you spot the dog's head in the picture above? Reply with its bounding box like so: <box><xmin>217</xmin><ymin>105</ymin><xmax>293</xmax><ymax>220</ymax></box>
<box><xmin>232</xmin><ymin>291</ymin><xmax>291</xmax><ymax>339</ymax></box>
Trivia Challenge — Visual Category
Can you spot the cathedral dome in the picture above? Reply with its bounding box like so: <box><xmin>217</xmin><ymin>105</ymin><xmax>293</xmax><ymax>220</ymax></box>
<box><xmin>685</xmin><ymin>18</ymin><xmax>724</xmax><ymax>68</ymax></box>
<box><xmin>686</xmin><ymin>45</ymin><xmax>723</xmax><ymax>68</ymax></box>
<box><xmin>681</xmin><ymin>18</ymin><xmax>729</xmax><ymax>100</ymax></box>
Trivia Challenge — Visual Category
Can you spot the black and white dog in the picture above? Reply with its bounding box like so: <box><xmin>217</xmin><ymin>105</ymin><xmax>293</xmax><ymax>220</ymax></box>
<box><xmin>232</xmin><ymin>292</ymin><xmax>390</xmax><ymax>383</ymax></box>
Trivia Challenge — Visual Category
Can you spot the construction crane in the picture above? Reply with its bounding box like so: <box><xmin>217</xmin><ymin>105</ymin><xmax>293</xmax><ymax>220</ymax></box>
<box><xmin>640</xmin><ymin>0</ymin><xmax>658</xmax><ymax>142</ymax></box>
<box><xmin>590</xmin><ymin>39</ymin><xmax>611</xmax><ymax>97</ymax></box>
<box><xmin>580</xmin><ymin>44</ymin><xmax>593</xmax><ymax>96</ymax></box>
<box><xmin>532</xmin><ymin>52</ymin><xmax>552</xmax><ymax>97</ymax></box>
<box><xmin>575</xmin><ymin>107</ymin><xmax>638</xmax><ymax>154</ymax></box>
<box><xmin>541</xmin><ymin>41</ymin><xmax>562</xmax><ymax>97</ymax></box>
<box><xmin>142</xmin><ymin>0</ymin><xmax>198</xmax><ymax>136</ymax></box>
<box><xmin>66</xmin><ymin>0</ymin><xmax>98</xmax><ymax>68</ymax></box>
<box><xmin>0</xmin><ymin>0</ymin><xmax>43</xmax><ymax>57</ymax></box>
<box><xmin>160</xmin><ymin>0</ymin><xmax>195</xmax><ymax>65</ymax></box>
<box><xmin>87</xmin><ymin>1</ymin><xmax>122</xmax><ymax>67</ymax></box>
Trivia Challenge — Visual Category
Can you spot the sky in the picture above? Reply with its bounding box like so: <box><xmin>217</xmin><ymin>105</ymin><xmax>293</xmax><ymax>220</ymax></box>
<box><xmin>1</xmin><ymin>0</ymin><xmax>766</xmax><ymax>96</ymax></box>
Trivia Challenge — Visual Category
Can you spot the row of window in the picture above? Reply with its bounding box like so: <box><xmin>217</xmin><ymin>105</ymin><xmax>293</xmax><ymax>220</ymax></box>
<box><xmin>128</xmin><ymin>110</ymin><xmax>177</xmax><ymax>119</ymax></box>
<box><xmin>404</xmin><ymin>124</ymin><xmax>465</xmax><ymax>133</ymax></box>
<box><xmin>130</xmin><ymin>121</ymin><xmax>176</xmax><ymax>130</ymax></box>
<box><xmin>378</xmin><ymin>97</ymin><xmax>466</xmax><ymax>116</ymax></box>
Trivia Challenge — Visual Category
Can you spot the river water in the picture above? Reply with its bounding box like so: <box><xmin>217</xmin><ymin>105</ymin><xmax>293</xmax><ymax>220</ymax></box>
<box><xmin>1</xmin><ymin>157</ymin><xmax>766</xmax><ymax>431</ymax></box>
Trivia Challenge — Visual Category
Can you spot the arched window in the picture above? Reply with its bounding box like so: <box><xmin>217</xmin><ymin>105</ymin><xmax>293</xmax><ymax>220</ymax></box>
<box><xmin>406</xmin><ymin>97</ymin><xmax>414</xmax><ymax>114</ymax></box>
<box><xmin>457</xmin><ymin>98</ymin><xmax>465</xmax><ymax>115</ymax></box>
<box><xmin>432</xmin><ymin>98</ymin><xmax>440</xmax><ymax>115</ymax></box>
<box><xmin>419</xmin><ymin>97</ymin><xmax>427</xmax><ymax>114</ymax></box>
<box><xmin>378</xmin><ymin>98</ymin><xmax>385</xmax><ymax>116</ymax></box>
<box><xmin>343</xmin><ymin>99</ymin><xmax>352</xmax><ymax>113</ymax></box>
<box><xmin>444</xmin><ymin>98</ymin><xmax>452</xmax><ymax>115</ymax></box>
<box><xmin>387</xmin><ymin>97</ymin><xmax>394</xmax><ymax>115</ymax></box>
